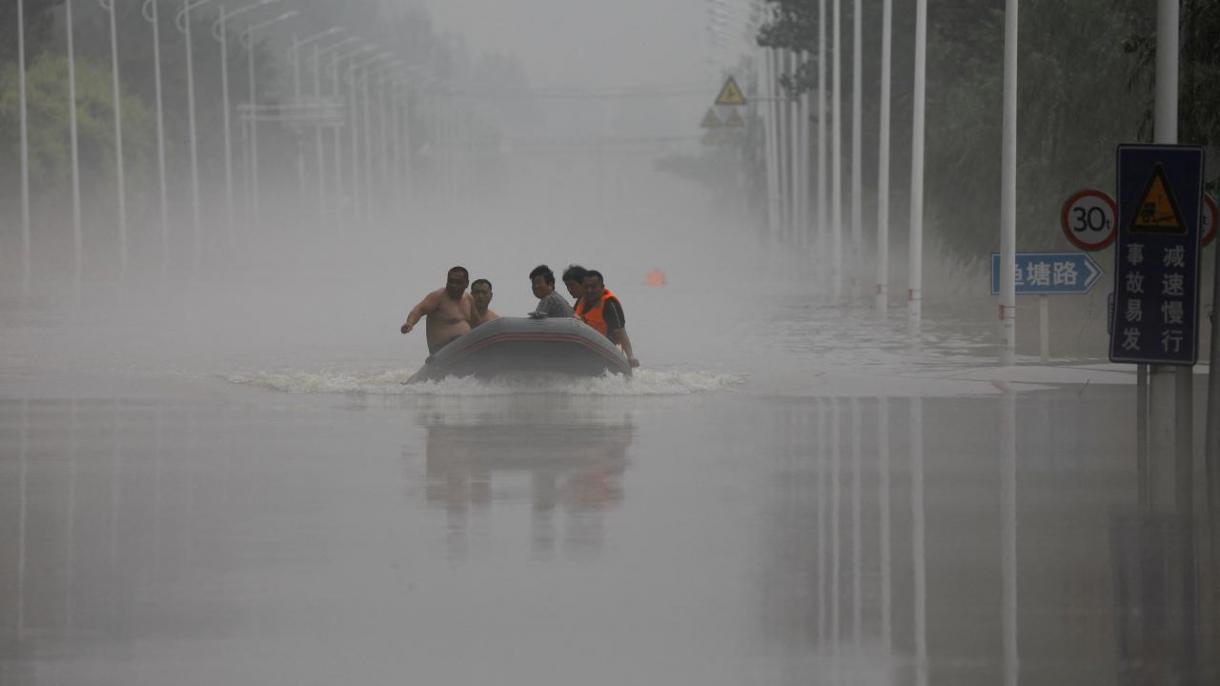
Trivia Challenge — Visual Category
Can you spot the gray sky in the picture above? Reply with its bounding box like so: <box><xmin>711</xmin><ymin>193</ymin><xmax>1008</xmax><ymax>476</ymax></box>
<box><xmin>415</xmin><ymin>0</ymin><xmax>718</xmax><ymax>89</ymax></box>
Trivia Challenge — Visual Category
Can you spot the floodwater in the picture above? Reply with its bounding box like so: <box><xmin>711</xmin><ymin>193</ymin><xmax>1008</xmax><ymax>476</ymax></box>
<box><xmin>1</xmin><ymin>271</ymin><xmax>1216</xmax><ymax>686</ymax></box>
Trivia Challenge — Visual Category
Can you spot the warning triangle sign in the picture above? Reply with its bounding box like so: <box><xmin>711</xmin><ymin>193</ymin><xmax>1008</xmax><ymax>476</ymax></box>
<box><xmin>1132</xmin><ymin>163</ymin><xmax>1187</xmax><ymax>234</ymax></box>
<box><xmin>715</xmin><ymin>77</ymin><xmax>747</xmax><ymax>106</ymax></box>
<box><xmin>700</xmin><ymin>107</ymin><xmax>722</xmax><ymax>129</ymax></box>
<box><xmin>724</xmin><ymin>109</ymin><xmax>745</xmax><ymax>128</ymax></box>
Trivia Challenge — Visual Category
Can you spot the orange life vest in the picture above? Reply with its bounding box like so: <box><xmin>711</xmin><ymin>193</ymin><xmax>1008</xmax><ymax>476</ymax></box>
<box><xmin>576</xmin><ymin>288</ymin><xmax>619</xmax><ymax>337</ymax></box>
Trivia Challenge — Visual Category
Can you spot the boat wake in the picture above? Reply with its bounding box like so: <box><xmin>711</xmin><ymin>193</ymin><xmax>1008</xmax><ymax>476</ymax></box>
<box><xmin>223</xmin><ymin>367</ymin><xmax>743</xmax><ymax>396</ymax></box>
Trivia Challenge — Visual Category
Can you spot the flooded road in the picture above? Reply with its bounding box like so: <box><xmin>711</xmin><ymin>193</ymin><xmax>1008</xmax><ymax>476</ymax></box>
<box><xmin>0</xmin><ymin>254</ymin><xmax>1216</xmax><ymax>686</ymax></box>
<box><xmin>1</xmin><ymin>338</ymin><xmax>1215</xmax><ymax>684</ymax></box>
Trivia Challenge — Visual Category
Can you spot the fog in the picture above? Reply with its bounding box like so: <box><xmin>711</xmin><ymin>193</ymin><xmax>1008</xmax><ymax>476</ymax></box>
<box><xmin>2</xmin><ymin>0</ymin><xmax>1218</xmax><ymax>684</ymax></box>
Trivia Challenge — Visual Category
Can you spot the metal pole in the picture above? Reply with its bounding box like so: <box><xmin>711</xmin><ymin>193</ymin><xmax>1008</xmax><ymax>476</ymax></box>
<box><xmin>832</xmin><ymin>0</ymin><xmax>843</xmax><ymax>301</ymax></box>
<box><xmin>217</xmin><ymin>11</ymin><xmax>235</xmax><ymax>249</ymax></box>
<box><xmin>389</xmin><ymin>80</ymin><xmax>401</xmax><ymax>215</ymax></box>
<box><xmin>292</xmin><ymin>36</ymin><xmax>306</xmax><ymax>205</ymax></box>
<box><xmin>101</xmin><ymin>0</ymin><xmax>128</xmax><ymax>279</ymax></box>
<box><xmin>763</xmin><ymin>49</ymin><xmax>780</xmax><ymax>241</ymax></box>
<box><xmin>16</xmin><ymin>0</ymin><xmax>31</xmax><ymax>294</ymax></box>
<box><xmin>143</xmin><ymin>0</ymin><xmax>171</xmax><ymax>275</ymax></box>
<box><xmin>350</xmin><ymin>65</ymin><xmax>361</xmax><ymax>222</ymax></box>
<box><xmin>876</xmin><ymin>0</ymin><xmax>892</xmax><ymax>312</ymax></box>
<box><xmin>778</xmin><ymin>52</ymin><xmax>790</xmax><ymax>241</ymax></box>
<box><xmin>333</xmin><ymin>59</ymin><xmax>344</xmax><ymax>218</ymax></box>
<box><xmin>313</xmin><ymin>44</ymin><xmax>326</xmax><ymax>219</ymax></box>
<box><xmin>817</xmin><ymin>0</ymin><xmax>827</xmax><ymax>263</ymax></box>
<box><xmin>181</xmin><ymin>1</ymin><xmax>202</xmax><ymax>272</ymax></box>
<box><xmin>362</xmin><ymin>69</ymin><xmax>374</xmax><ymax>220</ymax></box>
<box><xmin>248</xmin><ymin>32</ymin><xmax>260</xmax><ymax>226</ymax></box>
<box><xmin>378</xmin><ymin>72</ymin><xmax>389</xmax><ymax>217</ymax></box>
<box><xmin>909</xmin><ymin>0</ymin><xmax>928</xmax><ymax>334</ymax></box>
<box><xmin>851</xmin><ymin>0</ymin><xmax>862</xmax><ymax>297</ymax></box>
<box><xmin>1039</xmin><ymin>294</ymin><xmax>1048</xmax><ymax>362</ymax></box>
<box><xmin>66</xmin><ymin>0</ymin><xmax>83</xmax><ymax>291</ymax></box>
<box><xmin>1154</xmin><ymin>0</ymin><xmax>1191</xmax><ymax>515</ymax></box>
<box><xmin>1000</xmin><ymin>0</ymin><xmax>1019</xmax><ymax>365</ymax></box>
<box><xmin>798</xmin><ymin>53</ymin><xmax>811</xmax><ymax>249</ymax></box>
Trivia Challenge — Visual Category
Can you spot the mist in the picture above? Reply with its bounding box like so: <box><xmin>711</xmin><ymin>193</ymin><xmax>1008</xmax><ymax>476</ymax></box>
<box><xmin>2</xmin><ymin>0</ymin><xmax>1218</xmax><ymax>684</ymax></box>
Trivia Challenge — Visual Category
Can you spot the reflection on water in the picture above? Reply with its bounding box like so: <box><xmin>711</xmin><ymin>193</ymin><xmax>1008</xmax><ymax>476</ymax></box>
<box><xmin>758</xmin><ymin>393</ymin><xmax>1218</xmax><ymax>686</ymax></box>
<box><xmin>1</xmin><ymin>390</ymin><xmax>1217</xmax><ymax>685</ymax></box>
<box><xmin>414</xmin><ymin>396</ymin><xmax>633</xmax><ymax>561</ymax></box>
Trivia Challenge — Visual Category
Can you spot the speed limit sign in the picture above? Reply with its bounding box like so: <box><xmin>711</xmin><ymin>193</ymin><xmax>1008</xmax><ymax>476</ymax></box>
<box><xmin>1061</xmin><ymin>189</ymin><xmax>1117</xmax><ymax>251</ymax></box>
<box><xmin>1202</xmin><ymin>193</ymin><xmax>1217</xmax><ymax>247</ymax></box>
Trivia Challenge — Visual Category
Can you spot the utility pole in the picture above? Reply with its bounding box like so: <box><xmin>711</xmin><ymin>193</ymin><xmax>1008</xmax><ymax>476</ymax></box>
<box><xmin>1151</xmin><ymin>0</ymin><xmax>1189</xmax><ymax>514</ymax></box>
<box><xmin>142</xmin><ymin>0</ymin><xmax>171</xmax><ymax>274</ymax></box>
<box><xmin>817</xmin><ymin>0</ymin><xmax>827</xmax><ymax>264</ymax></box>
<box><xmin>832</xmin><ymin>0</ymin><xmax>843</xmax><ymax>301</ymax></box>
<box><xmin>17</xmin><ymin>0</ymin><xmax>31</xmax><ymax>294</ymax></box>
<box><xmin>908</xmin><ymin>0</ymin><xmax>928</xmax><ymax>334</ymax></box>
<box><xmin>851</xmin><ymin>0</ymin><xmax>862</xmax><ymax>298</ymax></box>
<box><xmin>100</xmin><ymin>0</ymin><xmax>128</xmax><ymax>279</ymax></box>
<box><xmin>66</xmin><ymin>0</ymin><xmax>84</xmax><ymax>293</ymax></box>
<box><xmin>999</xmin><ymin>0</ymin><xmax>1018</xmax><ymax>365</ymax></box>
<box><xmin>876</xmin><ymin>0</ymin><xmax>892</xmax><ymax>312</ymax></box>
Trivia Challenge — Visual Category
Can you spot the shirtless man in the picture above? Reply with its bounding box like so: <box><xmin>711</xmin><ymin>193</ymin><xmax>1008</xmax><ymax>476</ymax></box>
<box><xmin>470</xmin><ymin>279</ymin><xmax>500</xmax><ymax>327</ymax></box>
<box><xmin>400</xmin><ymin>266</ymin><xmax>476</xmax><ymax>354</ymax></box>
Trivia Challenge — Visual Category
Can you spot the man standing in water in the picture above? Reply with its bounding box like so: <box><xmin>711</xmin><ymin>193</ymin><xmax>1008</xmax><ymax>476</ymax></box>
<box><xmin>470</xmin><ymin>279</ymin><xmax>500</xmax><ymax>327</ymax></box>
<box><xmin>400</xmin><ymin>266</ymin><xmax>475</xmax><ymax>354</ymax></box>
<box><xmin>576</xmin><ymin>270</ymin><xmax>639</xmax><ymax>368</ymax></box>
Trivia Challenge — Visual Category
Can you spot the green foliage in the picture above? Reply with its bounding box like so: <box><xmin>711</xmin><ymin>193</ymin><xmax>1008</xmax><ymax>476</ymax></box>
<box><xmin>754</xmin><ymin>0</ymin><xmax>1165</xmax><ymax>261</ymax></box>
<box><xmin>0</xmin><ymin>54</ymin><xmax>154</xmax><ymax>187</ymax></box>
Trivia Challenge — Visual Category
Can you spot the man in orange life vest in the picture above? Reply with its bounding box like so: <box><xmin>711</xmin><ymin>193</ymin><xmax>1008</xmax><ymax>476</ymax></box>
<box><xmin>576</xmin><ymin>270</ymin><xmax>639</xmax><ymax>368</ymax></box>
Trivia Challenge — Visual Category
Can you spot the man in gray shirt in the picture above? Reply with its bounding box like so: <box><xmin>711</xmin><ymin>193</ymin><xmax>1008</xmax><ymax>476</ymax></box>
<box><xmin>529</xmin><ymin>265</ymin><xmax>575</xmax><ymax>318</ymax></box>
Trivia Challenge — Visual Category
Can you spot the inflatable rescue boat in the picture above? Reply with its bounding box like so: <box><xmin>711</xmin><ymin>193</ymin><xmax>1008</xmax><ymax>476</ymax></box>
<box><xmin>406</xmin><ymin>317</ymin><xmax>632</xmax><ymax>383</ymax></box>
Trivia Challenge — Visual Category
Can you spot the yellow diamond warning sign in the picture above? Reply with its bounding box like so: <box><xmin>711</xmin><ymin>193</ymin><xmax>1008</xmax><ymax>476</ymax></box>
<box><xmin>700</xmin><ymin>108</ymin><xmax>722</xmax><ymax>129</ymax></box>
<box><xmin>1132</xmin><ymin>163</ymin><xmax>1187</xmax><ymax>234</ymax></box>
<box><xmin>714</xmin><ymin>77</ymin><xmax>747</xmax><ymax>106</ymax></box>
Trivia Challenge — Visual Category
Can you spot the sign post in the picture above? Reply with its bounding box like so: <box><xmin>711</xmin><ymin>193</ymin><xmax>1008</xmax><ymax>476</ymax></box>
<box><xmin>1112</xmin><ymin>144</ymin><xmax>1204</xmax><ymax>515</ymax></box>
<box><xmin>991</xmin><ymin>251</ymin><xmax>1103</xmax><ymax>361</ymax></box>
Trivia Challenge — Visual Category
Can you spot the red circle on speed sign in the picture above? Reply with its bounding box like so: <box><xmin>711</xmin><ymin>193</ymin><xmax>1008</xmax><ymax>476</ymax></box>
<box><xmin>1202</xmin><ymin>193</ymin><xmax>1217</xmax><ymax>247</ymax></box>
<box><xmin>1061</xmin><ymin>189</ymin><xmax>1117</xmax><ymax>251</ymax></box>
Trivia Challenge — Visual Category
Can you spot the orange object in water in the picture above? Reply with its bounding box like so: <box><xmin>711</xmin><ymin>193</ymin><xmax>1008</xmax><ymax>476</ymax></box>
<box><xmin>645</xmin><ymin>268</ymin><xmax>667</xmax><ymax>287</ymax></box>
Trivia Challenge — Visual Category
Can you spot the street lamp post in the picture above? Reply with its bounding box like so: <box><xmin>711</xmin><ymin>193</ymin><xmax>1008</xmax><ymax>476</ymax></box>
<box><xmin>345</xmin><ymin>52</ymin><xmax>391</xmax><ymax>224</ymax></box>
<box><xmin>241</xmin><ymin>9</ymin><xmax>298</xmax><ymax>228</ymax></box>
<box><xmin>16</xmin><ymin>0</ymin><xmax>31</xmax><ymax>293</ymax></box>
<box><xmin>289</xmin><ymin>28</ymin><xmax>344</xmax><ymax>208</ymax></box>
<box><xmin>66</xmin><ymin>0</ymin><xmax>83</xmax><ymax>292</ymax></box>
<box><xmin>99</xmin><ymin>0</ymin><xmax>128</xmax><ymax>279</ymax></box>
<box><xmin>312</xmin><ymin>37</ymin><xmax>363</xmax><ymax>219</ymax></box>
<box><xmin>212</xmin><ymin>0</ymin><xmax>283</xmax><ymax>249</ymax></box>
<box><xmin>142</xmin><ymin>0</ymin><xmax>171</xmax><ymax>274</ymax></box>
<box><xmin>329</xmin><ymin>44</ymin><xmax>377</xmax><ymax>219</ymax></box>
<box><xmin>176</xmin><ymin>0</ymin><xmax>213</xmax><ymax>273</ymax></box>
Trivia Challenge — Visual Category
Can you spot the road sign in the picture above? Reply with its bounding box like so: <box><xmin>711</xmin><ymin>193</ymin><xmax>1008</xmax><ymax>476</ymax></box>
<box><xmin>723</xmin><ymin>109</ymin><xmax>745</xmax><ymax>128</ymax></box>
<box><xmin>1203</xmin><ymin>193</ymin><xmax>1217</xmax><ymax>247</ymax></box>
<box><xmin>715</xmin><ymin>77</ymin><xmax>746</xmax><ymax>106</ymax></box>
<box><xmin>700</xmin><ymin>108</ymin><xmax>722</xmax><ymax>129</ymax></box>
<box><xmin>1061</xmin><ymin>189</ymin><xmax>1117</xmax><ymax>251</ymax></box>
<box><xmin>1110</xmin><ymin>144</ymin><xmax>1205</xmax><ymax>366</ymax></box>
<box><xmin>991</xmin><ymin>252</ymin><xmax>1103</xmax><ymax>295</ymax></box>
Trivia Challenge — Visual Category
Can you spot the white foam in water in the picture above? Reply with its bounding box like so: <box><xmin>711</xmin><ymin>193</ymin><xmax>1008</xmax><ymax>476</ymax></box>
<box><xmin>224</xmin><ymin>367</ymin><xmax>744</xmax><ymax>396</ymax></box>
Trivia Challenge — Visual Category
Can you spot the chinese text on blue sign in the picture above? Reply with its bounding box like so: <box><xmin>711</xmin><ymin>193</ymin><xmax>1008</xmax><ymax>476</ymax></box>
<box><xmin>1109</xmin><ymin>145</ymin><xmax>1205</xmax><ymax>365</ymax></box>
<box><xmin>990</xmin><ymin>252</ymin><xmax>1103</xmax><ymax>295</ymax></box>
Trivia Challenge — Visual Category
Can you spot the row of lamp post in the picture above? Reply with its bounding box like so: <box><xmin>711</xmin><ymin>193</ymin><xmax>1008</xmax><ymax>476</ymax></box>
<box><xmin>11</xmin><ymin>0</ymin><xmax>436</xmax><ymax>292</ymax></box>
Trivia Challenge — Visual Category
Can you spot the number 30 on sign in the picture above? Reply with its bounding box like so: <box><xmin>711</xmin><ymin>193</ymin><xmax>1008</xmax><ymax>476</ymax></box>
<box><xmin>1061</xmin><ymin>189</ymin><xmax>1117</xmax><ymax>251</ymax></box>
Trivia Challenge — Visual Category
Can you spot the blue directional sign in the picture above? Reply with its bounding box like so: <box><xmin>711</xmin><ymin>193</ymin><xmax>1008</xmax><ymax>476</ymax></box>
<box><xmin>990</xmin><ymin>252</ymin><xmax>1103</xmax><ymax>295</ymax></box>
<box><xmin>1110</xmin><ymin>145</ymin><xmax>1205</xmax><ymax>366</ymax></box>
